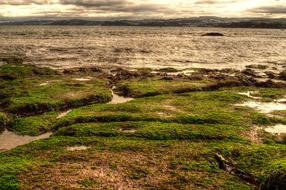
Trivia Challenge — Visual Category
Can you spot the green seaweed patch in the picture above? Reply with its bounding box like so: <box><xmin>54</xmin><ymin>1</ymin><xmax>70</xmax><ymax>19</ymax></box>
<box><xmin>78</xmin><ymin>177</ymin><xmax>98</xmax><ymax>188</ymax></box>
<box><xmin>0</xmin><ymin>63</ymin><xmax>57</xmax><ymax>80</ymax></box>
<box><xmin>54</xmin><ymin>90</ymin><xmax>276</xmax><ymax>129</ymax></box>
<box><xmin>5</xmin><ymin>80</ymin><xmax>112</xmax><ymax>115</ymax></box>
<box><xmin>116</xmin><ymin>77</ymin><xmax>215</xmax><ymax>97</ymax></box>
<box><xmin>10</xmin><ymin>112</ymin><xmax>59</xmax><ymax>136</ymax></box>
<box><xmin>54</xmin><ymin>122</ymin><xmax>243</xmax><ymax>141</ymax></box>
<box><xmin>261</xmin><ymin>161</ymin><xmax>286</xmax><ymax>190</ymax></box>
<box><xmin>1</xmin><ymin>136</ymin><xmax>284</xmax><ymax>190</ymax></box>
<box><xmin>210</xmin><ymin>142</ymin><xmax>286</xmax><ymax>188</ymax></box>
<box><xmin>0</xmin><ymin>64</ymin><xmax>112</xmax><ymax>115</ymax></box>
<box><xmin>0</xmin><ymin>154</ymin><xmax>37</xmax><ymax>190</ymax></box>
<box><xmin>252</xmin><ymin>88</ymin><xmax>286</xmax><ymax>101</ymax></box>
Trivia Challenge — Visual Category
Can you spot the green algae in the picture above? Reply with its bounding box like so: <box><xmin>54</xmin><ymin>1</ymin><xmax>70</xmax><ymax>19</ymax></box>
<box><xmin>0</xmin><ymin>64</ymin><xmax>286</xmax><ymax>189</ymax></box>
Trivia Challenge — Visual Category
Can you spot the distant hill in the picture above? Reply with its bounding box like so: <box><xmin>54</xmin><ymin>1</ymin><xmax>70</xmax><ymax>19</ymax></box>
<box><xmin>1</xmin><ymin>17</ymin><xmax>286</xmax><ymax>29</ymax></box>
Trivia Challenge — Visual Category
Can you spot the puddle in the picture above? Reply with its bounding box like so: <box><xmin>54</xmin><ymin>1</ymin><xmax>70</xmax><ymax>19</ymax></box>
<box><xmin>236</xmin><ymin>92</ymin><xmax>286</xmax><ymax>114</ymax></box>
<box><xmin>265</xmin><ymin>124</ymin><xmax>286</xmax><ymax>134</ymax></box>
<box><xmin>236</xmin><ymin>101</ymin><xmax>286</xmax><ymax>114</ymax></box>
<box><xmin>57</xmin><ymin>110</ymin><xmax>72</xmax><ymax>119</ymax></box>
<box><xmin>39</xmin><ymin>82</ymin><xmax>49</xmax><ymax>86</ymax></box>
<box><xmin>119</xmin><ymin>128</ymin><xmax>137</xmax><ymax>133</ymax></box>
<box><xmin>73</xmin><ymin>77</ymin><xmax>92</xmax><ymax>81</ymax></box>
<box><xmin>151</xmin><ymin>70</ymin><xmax>195</xmax><ymax>76</ymax></box>
<box><xmin>108</xmin><ymin>88</ymin><xmax>133</xmax><ymax>104</ymax></box>
<box><xmin>238</xmin><ymin>91</ymin><xmax>261</xmax><ymax>100</ymax></box>
<box><xmin>0</xmin><ymin>130</ymin><xmax>52</xmax><ymax>151</ymax></box>
<box><xmin>66</xmin><ymin>146</ymin><xmax>90</xmax><ymax>151</ymax></box>
<box><xmin>275</xmin><ymin>97</ymin><xmax>286</xmax><ymax>103</ymax></box>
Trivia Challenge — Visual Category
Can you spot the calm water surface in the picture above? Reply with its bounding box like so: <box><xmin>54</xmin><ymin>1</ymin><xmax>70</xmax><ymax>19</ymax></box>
<box><xmin>0</xmin><ymin>26</ymin><xmax>285</xmax><ymax>71</ymax></box>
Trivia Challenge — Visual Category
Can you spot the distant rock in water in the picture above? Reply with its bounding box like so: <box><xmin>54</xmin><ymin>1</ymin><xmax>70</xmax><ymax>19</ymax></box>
<box><xmin>202</xmin><ymin>32</ymin><xmax>224</xmax><ymax>37</ymax></box>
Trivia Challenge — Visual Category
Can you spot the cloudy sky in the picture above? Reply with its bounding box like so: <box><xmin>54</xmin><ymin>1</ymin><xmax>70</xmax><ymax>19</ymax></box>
<box><xmin>0</xmin><ymin>0</ymin><xmax>285</xmax><ymax>19</ymax></box>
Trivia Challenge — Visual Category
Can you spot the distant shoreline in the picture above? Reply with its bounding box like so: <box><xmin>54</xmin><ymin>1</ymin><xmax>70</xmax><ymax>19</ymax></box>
<box><xmin>0</xmin><ymin>17</ymin><xmax>286</xmax><ymax>29</ymax></box>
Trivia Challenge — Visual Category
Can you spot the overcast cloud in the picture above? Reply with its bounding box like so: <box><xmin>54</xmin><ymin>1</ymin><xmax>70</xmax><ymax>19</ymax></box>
<box><xmin>0</xmin><ymin>0</ymin><xmax>285</xmax><ymax>18</ymax></box>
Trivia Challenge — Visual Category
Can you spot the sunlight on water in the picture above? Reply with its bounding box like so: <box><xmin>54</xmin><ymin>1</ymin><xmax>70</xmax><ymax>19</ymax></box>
<box><xmin>0</xmin><ymin>26</ymin><xmax>285</xmax><ymax>71</ymax></box>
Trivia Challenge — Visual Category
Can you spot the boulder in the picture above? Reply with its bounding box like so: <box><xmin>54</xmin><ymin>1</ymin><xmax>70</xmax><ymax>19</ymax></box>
<box><xmin>202</xmin><ymin>32</ymin><xmax>224</xmax><ymax>37</ymax></box>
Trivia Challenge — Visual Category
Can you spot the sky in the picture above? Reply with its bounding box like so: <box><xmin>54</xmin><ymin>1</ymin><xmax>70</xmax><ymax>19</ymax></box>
<box><xmin>0</xmin><ymin>0</ymin><xmax>285</xmax><ymax>19</ymax></box>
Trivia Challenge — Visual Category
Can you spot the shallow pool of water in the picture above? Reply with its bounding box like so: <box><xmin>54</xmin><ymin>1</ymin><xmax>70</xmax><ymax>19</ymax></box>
<box><xmin>66</xmin><ymin>146</ymin><xmax>90</xmax><ymax>151</ymax></box>
<box><xmin>73</xmin><ymin>77</ymin><xmax>92</xmax><ymax>81</ymax></box>
<box><xmin>236</xmin><ymin>101</ymin><xmax>286</xmax><ymax>114</ymax></box>
<box><xmin>265</xmin><ymin>124</ymin><xmax>286</xmax><ymax>134</ymax></box>
<box><xmin>238</xmin><ymin>91</ymin><xmax>261</xmax><ymax>100</ymax></box>
<box><xmin>0</xmin><ymin>130</ymin><xmax>52</xmax><ymax>151</ymax></box>
<box><xmin>108</xmin><ymin>89</ymin><xmax>133</xmax><ymax>104</ymax></box>
<box><xmin>57</xmin><ymin>110</ymin><xmax>72</xmax><ymax>119</ymax></box>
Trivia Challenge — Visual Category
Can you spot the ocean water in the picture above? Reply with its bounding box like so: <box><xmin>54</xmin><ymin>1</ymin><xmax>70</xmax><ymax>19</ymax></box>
<box><xmin>0</xmin><ymin>26</ymin><xmax>285</xmax><ymax>71</ymax></box>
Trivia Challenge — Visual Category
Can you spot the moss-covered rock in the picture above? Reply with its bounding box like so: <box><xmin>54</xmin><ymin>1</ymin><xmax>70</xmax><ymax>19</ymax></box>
<box><xmin>116</xmin><ymin>77</ymin><xmax>215</xmax><ymax>97</ymax></box>
<box><xmin>10</xmin><ymin>112</ymin><xmax>59</xmax><ymax>136</ymax></box>
<box><xmin>0</xmin><ymin>63</ymin><xmax>57</xmax><ymax>80</ymax></box>
<box><xmin>0</xmin><ymin>64</ymin><xmax>112</xmax><ymax>115</ymax></box>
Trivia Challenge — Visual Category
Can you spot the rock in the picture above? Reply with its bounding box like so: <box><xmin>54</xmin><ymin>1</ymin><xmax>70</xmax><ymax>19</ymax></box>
<box><xmin>246</xmin><ymin>64</ymin><xmax>268</xmax><ymax>70</ymax></box>
<box><xmin>160</xmin><ymin>76</ymin><xmax>174</xmax><ymax>81</ymax></box>
<box><xmin>202</xmin><ymin>32</ymin><xmax>224</xmax><ymax>37</ymax></box>
<box><xmin>257</xmin><ymin>80</ymin><xmax>286</xmax><ymax>88</ymax></box>
<box><xmin>215</xmin><ymin>153</ymin><xmax>234</xmax><ymax>172</ymax></box>
<box><xmin>242</xmin><ymin>69</ymin><xmax>260</xmax><ymax>78</ymax></box>
<box><xmin>265</xmin><ymin>71</ymin><xmax>276</xmax><ymax>79</ymax></box>
<box><xmin>0</xmin><ymin>56</ymin><xmax>24</xmax><ymax>64</ymax></box>
<box><xmin>215</xmin><ymin>153</ymin><xmax>258</xmax><ymax>186</ymax></box>
<box><xmin>157</xmin><ymin>67</ymin><xmax>178</xmax><ymax>73</ymax></box>
<box><xmin>279</xmin><ymin>71</ymin><xmax>286</xmax><ymax>81</ymax></box>
<box><xmin>188</xmin><ymin>73</ymin><xmax>204</xmax><ymax>80</ymax></box>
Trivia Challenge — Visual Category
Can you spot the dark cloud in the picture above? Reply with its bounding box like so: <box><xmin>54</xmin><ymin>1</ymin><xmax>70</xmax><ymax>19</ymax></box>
<box><xmin>0</xmin><ymin>0</ymin><xmax>285</xmax><ymax>18</ymax></box>
<box><xmin>61</xmin><ymin>0</ymin><xmax>170</xmax><ymax>13</ymax></box>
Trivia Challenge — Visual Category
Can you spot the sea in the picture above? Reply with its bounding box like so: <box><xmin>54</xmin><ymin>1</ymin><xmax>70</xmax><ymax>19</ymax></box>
<box><xmin>0</xmin><ymin>26</ymin><xmax>285</xmax><ymax>72</ymax></box>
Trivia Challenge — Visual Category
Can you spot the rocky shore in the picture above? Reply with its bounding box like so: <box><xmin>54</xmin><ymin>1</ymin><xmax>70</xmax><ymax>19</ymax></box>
<box><xmin>0</xmin><ymin>62</ymin><xmax>286</xmax><ymax>190</ymax></box>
